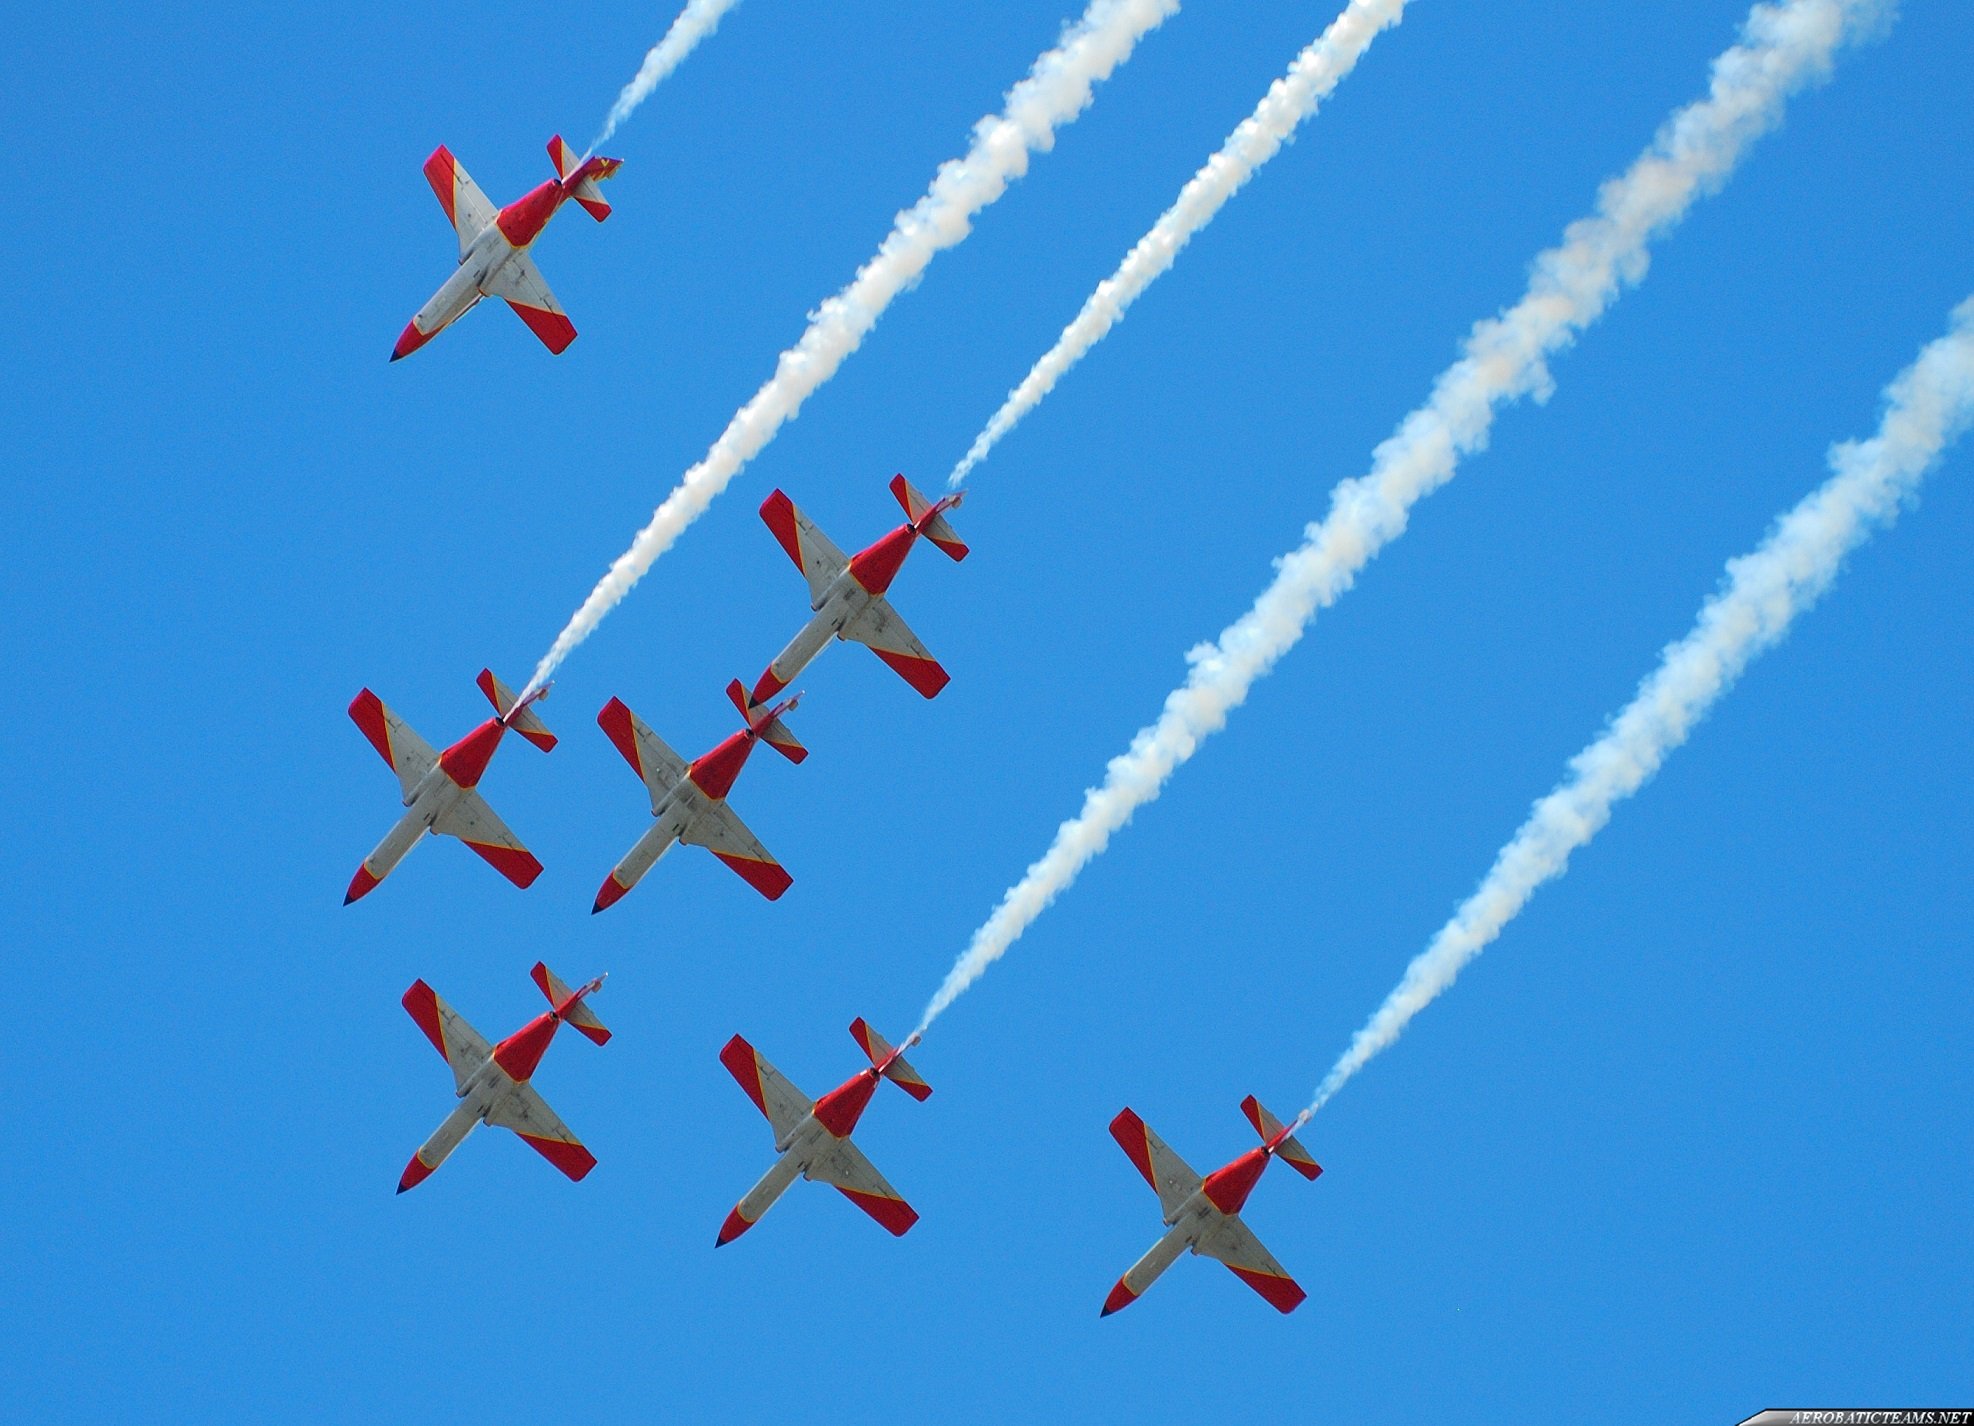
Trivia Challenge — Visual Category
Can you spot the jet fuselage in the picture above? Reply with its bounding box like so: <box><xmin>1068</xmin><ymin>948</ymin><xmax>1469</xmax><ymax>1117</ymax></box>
<box><xmin>759</xmin><ymin>523</ymin><xmax>925</xmax><ymax>698</ymax></box>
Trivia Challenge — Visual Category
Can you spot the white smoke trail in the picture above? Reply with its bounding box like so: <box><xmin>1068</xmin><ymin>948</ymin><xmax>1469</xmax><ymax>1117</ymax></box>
<box><xmin>1310</xmin><ymin>297</ymin><xmax>1974</xmax><ymax>1112</ymax></box>
<box><xmin>593</xmin><ymin>0</ymin><xmax>744</xmax><ymax>150</ymax></box>
<box><xmin>915</xmin><ymin>0</ymin><xmax>1882</xmax><ymax>1036</ymax></box>
<box><xmin>948</xmin><ymin>0</ymin><xmax>1410</xmax><ymax>488</ymax></box>
<box><xmin>526</xmin><ymin>0</ymin><xmax>1180</xmax><ymax>696</ymax></box>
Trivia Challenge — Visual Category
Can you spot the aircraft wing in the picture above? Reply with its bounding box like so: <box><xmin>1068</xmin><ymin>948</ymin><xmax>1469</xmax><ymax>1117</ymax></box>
<box><xmin>486</xmin><ymin>1082</ymin><xmax>597</xmax><ymax>1181</ymax></box>
<box><xmin>349</xmin><ymin>690</ymin><xmax>437</xmax><ymax>800</ymax></box>
<box><xmin>840</xmin><ymin>596</ymin><xmax>950</xmax><ymax>698</ymax></box>
<box><xmin>1109</xmin><ymin>1109</ymin><xmax>1204</xmax><ymax>1220</ymax></box>
<box><xmin>759</xmin><ymin>491</ymin><xmax>849</xmax><ymax>606</ymax></box>
<box><xmin>597</xmin><ymin>697</ymin><xmax>690</xmax><ymax>812</ymax></box>
<box><xmin>433</xmin><ymin>790</ymin><xmax>544</xmax><ymax>888</ymax></box>
<box><xmin>679</xmin><ymin>800</ymin><xmax>792</xmax><ymax>901</ymax></box>
<box><xmin>422</xmin><ymin>147</ymin><xmax>497</xmax><ymax>260</ymax></box>
<box><xmin>719</xmin><ymin>1035</ymin><xmax>813</xmax><ymax>1142</ymax></box>
<box><xmin>484</xmin><ymin>253</ymin><xmax>577</xmax><ymax>354</ymax></box>
<box><xmin>806</xmin><ymin>1138</ymin><xmax>919</xmax><ymax>1237</ymax></box>
<box><xmin>1195</xmin><ymin>1216</ymin><xmax>1306</xmax><ymax>1314</ymax></box>
<box><xmin>402</xmin><ymin>980</ymin><xmax>493</xmax><ymax>1094</ymax></box>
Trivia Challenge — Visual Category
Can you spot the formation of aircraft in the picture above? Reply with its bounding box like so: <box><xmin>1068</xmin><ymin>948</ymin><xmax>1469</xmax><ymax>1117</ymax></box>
<box><xmin>752</xmin><ymin>475</ymin><xmax>968</xmax><ymax>703</ymax></box>
<box><xmin>594</xmin><ymin>681</ymin><xmax>806</xmax><ymax>911</ymax></box>
<box><xmin>1103</xmin><ymin>1097</ymin><xmax>1323</xmax><ymax>1315</ymax></box>
<box><xmin>392</xmin><ymin>135</ymin><xmax>623</xmax><ymax>360</ymax></box>
<box><xmin>367</xmin><ymin>137</ymin><xmax>1316</xmax><ymax>1316</ymax></box>
<box><xmin>346</xmin><ymin>669</ymin><xmax>556</xmax><ymax>903</ymax></box>
<box><xmin>716</xmin><ymin>1019</ymin><xmax>931</xmax><ymax>1244</ymax></box>
<box><xmin>397</xmin><ymin>962</ymin><xmax>609</xmax><ymax>1192</ymax></box>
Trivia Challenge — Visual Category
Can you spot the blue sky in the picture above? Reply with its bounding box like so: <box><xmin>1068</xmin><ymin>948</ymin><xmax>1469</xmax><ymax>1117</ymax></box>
<box><xmin>6</xmin><ymin>1</ymin><xmax>1971</xmax><ymax>1419</ymax></box>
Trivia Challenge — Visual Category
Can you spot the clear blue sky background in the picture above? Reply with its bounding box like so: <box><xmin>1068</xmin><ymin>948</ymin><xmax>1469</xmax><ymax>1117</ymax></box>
<box><xmin>6</xmin><ymin>1</ymin><xmax>1970</xmax><ymax>1419</ymax></box>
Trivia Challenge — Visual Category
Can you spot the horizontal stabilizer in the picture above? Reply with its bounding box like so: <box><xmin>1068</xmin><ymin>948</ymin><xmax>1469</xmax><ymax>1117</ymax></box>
<box><xmin>477</xmin><ymin>669</ymin><xmax>557</xmax><ymax>751</ymax></box>
<box><xmin>532</xmin><ymin>961</ymin><xmax>610</xmax><ymax>1045</ymax></box>
<box><xmin>726</xmin><ymin>679</ymin><xmax>807</xmax><ymax>764</ymax></box>
<box><xmin>889</xmin><ymin>473</ymin><xmax>967</xmax><ymax>561</ymax></box>
<box><xmin>1240</xmin><ymin>1095</ymin><xmax>1321</xmax><ymax>1181</ymax></box>
<box><xmin>848</xmin><ymin>1018</ymin><xmax>931</xmax><ymax>1101</ymax></box>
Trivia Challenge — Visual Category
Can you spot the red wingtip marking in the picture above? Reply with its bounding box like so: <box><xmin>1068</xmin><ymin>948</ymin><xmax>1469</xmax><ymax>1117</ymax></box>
<box><xmin>575</xmin><ymin>195</ymin><xmax>612</xmax><ymax>222</ymax></box>
<box><xmin>849</xmin><ymin>1018</ymin><xmax>876</xmax><ymax>1061</ymax></box>
<box><xmin>397</xmin><ymin>1152</ymin><xmax>435</xmax><ymax>1194</ymax></box>
<box><xmin>928</xmin><ymin>533</ymin><xmax>970</xmax><ymax>562</ymax></box>
<box><xmin>519</xmin><ymin>1134</ymin><xmax>596</xmax><ymax>1182</ymax></box>
<box><xmin>465</xmin><ymin>840</ymin><xmax>543</xmax><ymax>889</ymax></box>
<box><xmin>401</xmin><ymin>980</ymin><xmax>447</xmax><ymax>1059</ymax></box>
<box><xmin>758</xmin><ymin>491</ymin><xmax>806</xmax><ymax>573</ymax></box>
<box><xmin>893</xmin><ymin>1075</ymin><xmax>933</xmax><ymax>1103</ymax></box>
<box><xmin>516</xmin><ymin>725</ymin><xmax>558</xmax><ymax>754</ymax></box>
<box><xmin>348</xmin><ymin>690</ymin><xmax>394</xmax><ymax>767</ymax></box>
<box><xmin>344</xmin><ymin>865</ymin><xmax>382</xmax><ymax>904</ymax></box>
<box><xmin>1108</xmin><ymin>1110</ymin><xmax>1159</xmax><ymax>1193</ymax></box>
<box><xmin>716</xmin><ymin>1206</ymin><xmax>752</xmax><ymax>1246</ymax></box>
<box><xmin>718</xmin><ymin>1036</ymin><xmax>770</xmax><ymax>1119</ymax></box>
<box><xmin>837</xmin><ymin>1187</ymin><xmax>918</xmax><ymax>1237</ymax></box>
<box><xmin>871</xmin><ymin>647</ymin><xmax>949</xmax><ymax>699</ymax></box>
<box><xmin>391</xmin><ymin>318</ymin><xmax>433</xmax><ymax>362</ymax></box>
<box><xmin>420</xmin><ymin>146</ymin><xmax>458</xmax><ymax>225</ymax></box>
<box><xmin>1101</xmin><ymin>1280</ymin><xmax>1138</xmax><ymax>1317</ymax></box>
<box><xmin>712</xmin><ymin>852</ymin><xmax>792</xmax><ymax>902</ymax></box>
<box><xmin>596</xmin><ymin>697</ymin><xmax>644</xmax><ymax>777</ymax></box>
<box><xmin>1227</xmin><ymin>1265</ymin><xmax>1306</xmax><ymax>1314</ymax></box>
<box><xmin>592</xmin><ymin>873</ymin><xmax>630</xmax><ymax>914</ymax></box>
<box><xmin>506</xmin><ymin>301</ymin><xmax>577</xmax><ymax>354</ymax></box>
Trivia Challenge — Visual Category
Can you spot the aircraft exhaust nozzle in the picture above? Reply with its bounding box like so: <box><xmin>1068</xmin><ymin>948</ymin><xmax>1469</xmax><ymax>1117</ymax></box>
<box><xmin>849</xmin><ymin>1019</ymin><xmax>933</xmax><ymax>1102</ymax></box>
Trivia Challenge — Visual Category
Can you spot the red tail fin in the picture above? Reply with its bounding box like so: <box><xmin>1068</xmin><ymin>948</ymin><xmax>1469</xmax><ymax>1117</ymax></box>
<box><xmin>531</xmin><ymin>961</ymin><xmax>610</xmax><ymax>1045</ymax></box>
<box><xmin>477</xmin><ymin>669</ymin><xmax>557</xmax><ymax>752</ymax></box>
<box><xmin>726</xmin><ymin>679</ymin><xmax>807</xmax><ymax>764</ymax></box>
<box><xmin>889</xmin><ymin>474</ymin><xmax>968</xmax><ymax>562</ymax></box>
<box><xmin>1240</xmin><ymin>1095</ymin><xmax>1321</xmax><ymax>1181</ymax></box>
<box><xmin>848</xmin><ymin>1018</ymin><xmax>932</xmax><ymax>1101</ymax></box>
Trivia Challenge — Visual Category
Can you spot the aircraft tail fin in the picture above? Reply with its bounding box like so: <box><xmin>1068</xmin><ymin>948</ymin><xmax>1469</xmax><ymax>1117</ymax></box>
<box><xmin>1240</xmin><ymin>1095</ymin><xmax>1322</xmax><ymax>1181</ymax></box>
<box><xmin>849</xmin><ymin>1018</ymin><xmax>932</xmax><ymax>1101</ymax></box>
<box><xmin>477</xmin><ymin>669</ymin><xmax>557</xmax><ymax>752</ymax></box>
<box><xmin>548</xmin><ymin>134</ymin><xmax>620</xmax><ymax>221</ymax></box>
<box><xmin>532</xmin><ymin>961</ymin><xmax>610</xmax><ymax>1045</ymax></box>
<box><xmin>889</xmin><ymin>474</ymin><xmax>968</xmax><ymax>562</ymax></box>
<box><xmin>726</xmin><ymin>679</ymin><xmax>807</xmax><ymax>764</ymax></box>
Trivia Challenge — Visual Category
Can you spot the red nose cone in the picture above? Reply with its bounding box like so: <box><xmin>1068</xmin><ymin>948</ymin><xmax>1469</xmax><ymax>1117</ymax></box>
<box><xmin>391</xmin><ymin>319</ymin><xmax>433</xmax><ymax>362</ymax></box>
<box><xmin>715</xmin><ymin>1207</ymin><xmax>752</xmax><ymax>1246</ymax></box>
<box><xmin>397</xmin><ymin>1153</ymin><xmax>434</xmax><ymax>1194</ymax></box>
<box><xmin>592</xmin><ymin>873</ymin><xmax>630</xmax><ymax>915</ymax></box>
<box><xmin>1100</xmin><ymin>1280</ymin><xmax>1139</xmax><ymax>1317</ymax></box>
<box><xmin>344</xmin><ymin>865</ymin><xmax>382</xmax><ymax>905</ymax></box>
<box><xmin>750</xmin><ymin>667</ymin><xmax>788</xmax><ymax>708</ymax></box>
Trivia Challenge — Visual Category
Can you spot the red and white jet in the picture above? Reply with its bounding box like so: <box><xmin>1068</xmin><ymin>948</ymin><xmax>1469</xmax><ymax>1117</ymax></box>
<box><xmin>392</xmin><ymin>135</ymin><xmax>622</xmax><ymax>360</ymax></box>
<box><xmin>345</xmin><ymin>669</ymin><xmax>555</xmax><ymax>903</ymax></box>
<box><xmin>716</xmin><ymin>1020</ymin><xmax>931</xmax><ymax>1245</ymax></box>
<box><xmin>397</xmin><ymin>962</ymin><xmax>609</xmax><ymax>1192</ymax></box>
<box><xmin>1102</xmin><ymin>1096</ymin><xmax>1322</xmax><ymax>1316</ymax></box>
<box><xmin>594</xmin><ymin>681</ymin><xmax>807</xmax><ymax>912</ymax></box>
<box><xmin>751</xmin><ymin>475</ymin><xmax>967</xmax><ymax>705</ymax></box>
